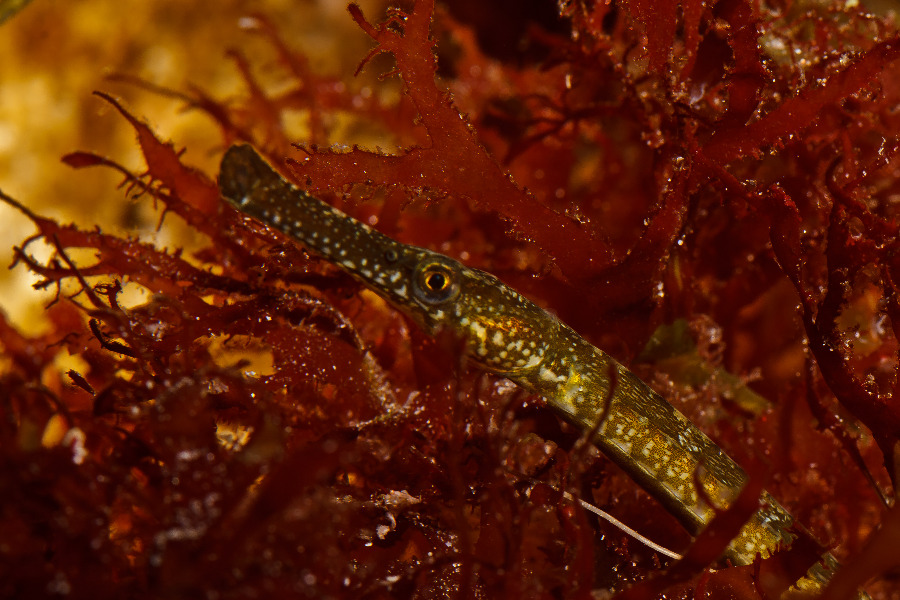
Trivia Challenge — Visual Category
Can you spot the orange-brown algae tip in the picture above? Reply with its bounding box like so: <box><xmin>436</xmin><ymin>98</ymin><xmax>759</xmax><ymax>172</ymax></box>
<box><xmin>218</xmin><ymin>144</ymin><xmax>865</xmax><ymax>599</ymax></box>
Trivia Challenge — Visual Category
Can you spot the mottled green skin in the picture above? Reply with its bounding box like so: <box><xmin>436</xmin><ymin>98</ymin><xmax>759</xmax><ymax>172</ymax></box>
<box><xmin>219</xmin><ymin>144</ymin><xmax>848</xmax><ymax>596</ymax></box>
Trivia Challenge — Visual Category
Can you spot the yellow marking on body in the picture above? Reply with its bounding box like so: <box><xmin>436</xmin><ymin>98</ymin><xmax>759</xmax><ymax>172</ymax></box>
<box><xmin>219</xmin><ymin>144</ymin><xmax>864</xmax><ymax>599</ymax></box>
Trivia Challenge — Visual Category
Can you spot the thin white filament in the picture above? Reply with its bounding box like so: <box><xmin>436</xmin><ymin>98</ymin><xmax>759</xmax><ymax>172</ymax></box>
<box><xmin>560</xmin><ymin>490</ymin><xmax>684</xmax><ymax>560</ymax></box>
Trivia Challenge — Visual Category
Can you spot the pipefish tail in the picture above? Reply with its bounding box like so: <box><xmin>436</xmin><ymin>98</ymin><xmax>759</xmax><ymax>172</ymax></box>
<box><xmin>219</xmin><ymin>144</ymin><xmax>858</xmax><ymax>597</ymax></box>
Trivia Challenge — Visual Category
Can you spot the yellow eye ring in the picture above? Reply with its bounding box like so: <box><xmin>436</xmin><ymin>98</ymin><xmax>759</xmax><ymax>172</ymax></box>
<box><xmin>413</xmin><ymin>259</ymin><xmax>459</xmax><ymax>304</ymax></box>
<box><xmin>423</xmin><ymin>269</ymin><xmax>450</xmax><ymax>292</ymax></box>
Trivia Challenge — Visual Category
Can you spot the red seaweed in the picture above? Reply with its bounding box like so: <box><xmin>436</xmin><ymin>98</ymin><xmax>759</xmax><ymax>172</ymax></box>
<box><xmin>2</xmin><ymin>0</ymin><xmax>900</xmax><ymax>598</ymax></box>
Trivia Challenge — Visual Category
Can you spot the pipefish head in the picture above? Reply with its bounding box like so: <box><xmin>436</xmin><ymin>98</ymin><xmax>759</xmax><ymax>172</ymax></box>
<box><xmin>219</xmin><ymin>144</ymin><xmax>557</xmax><ymax>377</ymax></box>
<box><xmin>391</xmin><ymin>252</ymin><xmax>559</xmax><ymax>377</ymax></box>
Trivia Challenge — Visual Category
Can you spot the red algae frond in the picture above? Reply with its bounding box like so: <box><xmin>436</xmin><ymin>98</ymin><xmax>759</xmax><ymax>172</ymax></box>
<box><xmin>2</xmin><ymin>0</ymin><xmax>900</xmax><ymax>598</ymax></box>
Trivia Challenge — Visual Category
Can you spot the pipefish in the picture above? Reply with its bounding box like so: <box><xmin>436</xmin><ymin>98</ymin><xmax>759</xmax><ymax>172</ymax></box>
<box><xmin>219</xmin><ymin>143</ymin><xmax>854</xmax><ymax>597</ymax></box>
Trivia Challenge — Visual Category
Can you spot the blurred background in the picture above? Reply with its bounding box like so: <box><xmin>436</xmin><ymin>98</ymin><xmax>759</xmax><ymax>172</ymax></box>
<box><xmin>0</xmin><ymin>0</ymin><xmax>389</xmax><ymax>331</ymax></box>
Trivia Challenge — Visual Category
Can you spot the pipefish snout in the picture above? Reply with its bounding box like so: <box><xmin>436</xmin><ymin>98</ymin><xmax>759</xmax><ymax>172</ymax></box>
<box><xmin>219</xmin><ymin>143</ymin><xmax>861</xmax><ymax>598</ymax></box>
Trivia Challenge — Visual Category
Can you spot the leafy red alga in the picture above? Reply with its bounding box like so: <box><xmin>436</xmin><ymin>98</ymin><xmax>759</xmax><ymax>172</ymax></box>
<box><xmin>3</xmin><ymin>0</ymin><xmax>900</xmax><ymax>598</ymax></box>
<box><xmin>290</xmin><ymin>0</ymin><xmax>612</xmax><ymax>279</ymax></box>
<box><xmin>93</xmin><ymin>91</ymin><xmax>222</xmax><ymax>218</ymax></box>
<box><xmin>616</xmin><ymin>0</ymin><xmax>679</xmax><ymax>74</ymax></box>
<box><xmin>704</xmin><ymin>38</ymin><xmax>900</xmax><ymax>165</ymax></box>
<box><xmin>765</xmin><ymin>185</ymin><xmax>900</xmax><ymax>485</ymax></box>
<box><xmin>821</xmin><ymin>504</ymin><xmax>900</xmax><ymax>600</ymax></box>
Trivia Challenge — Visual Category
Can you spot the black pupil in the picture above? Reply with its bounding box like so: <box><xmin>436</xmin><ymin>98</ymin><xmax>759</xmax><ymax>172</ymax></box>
<box><xmin>426</xmin><ymin>272</ymin><xmax>446</xmax><ymax>291</ymax></box>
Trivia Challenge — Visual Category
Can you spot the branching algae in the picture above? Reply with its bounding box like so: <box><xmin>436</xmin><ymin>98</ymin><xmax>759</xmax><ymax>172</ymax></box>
<box><xmin>219</xmin><ymin>143</ymin><xmax>858</xmax><ymax>597</ymax></box>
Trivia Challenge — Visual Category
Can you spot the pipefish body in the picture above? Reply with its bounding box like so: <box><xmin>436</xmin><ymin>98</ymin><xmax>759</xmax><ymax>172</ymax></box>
<box><xmin>219</xmin><ymin>144</ymin><xmax>851</xmax><ymax>596</ymax></box>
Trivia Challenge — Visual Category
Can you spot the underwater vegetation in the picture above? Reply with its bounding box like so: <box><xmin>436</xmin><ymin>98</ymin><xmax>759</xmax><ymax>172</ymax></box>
<box><xmin>1</xmin><ymin>0</ymin><xmax>900</xmax><ymax>598</ymax></box>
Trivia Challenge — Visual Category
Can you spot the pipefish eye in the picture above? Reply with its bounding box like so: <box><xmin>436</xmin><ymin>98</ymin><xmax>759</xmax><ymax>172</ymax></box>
<box><xmin>413</xmin><ymin>259</ymin><xmax>460</xmax><ymax>304</ymax></box>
